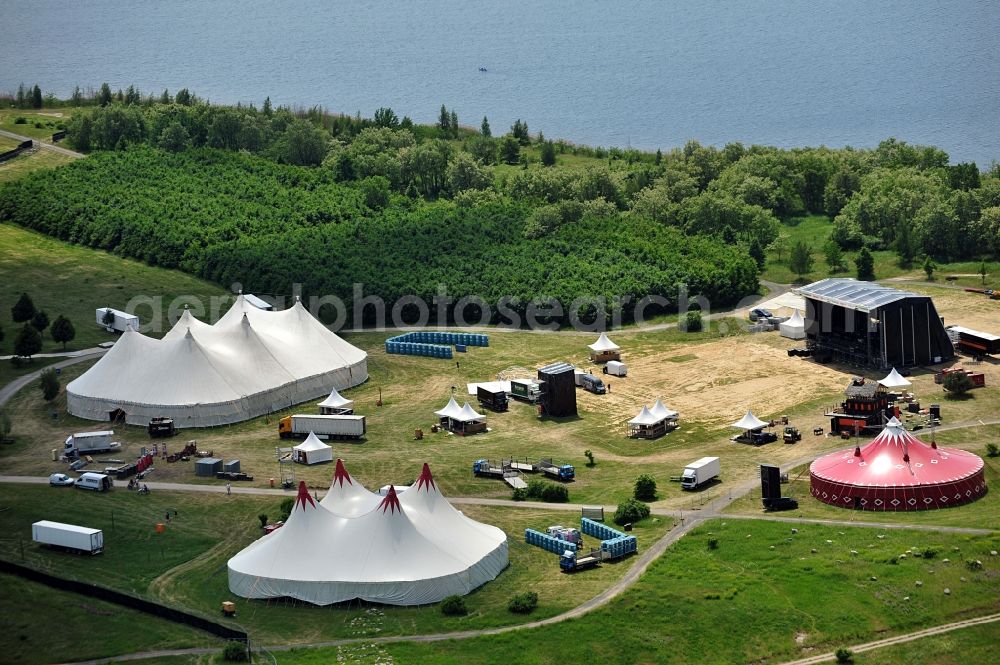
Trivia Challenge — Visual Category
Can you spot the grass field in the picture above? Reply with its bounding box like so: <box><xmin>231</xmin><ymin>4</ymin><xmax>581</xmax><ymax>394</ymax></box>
<box><xmin>0</xmin><ymin>147</ymin><xmax>77</xmax><ymax>184</ymax></box>
<box><xmin>0</xmin><ymin>573</ymin><xmax>215</xmax><ymax>665</ymax></box>
<box><xmin>273</xmin><ymin>518</ymin><xmax>1000</xmax><ymax>664</ymax></box>
<box><xmin>0</xmin><ymin>484</ymin><xmax>670</xmax><ymax>647</ymax></box>
<box><xmin>0</xmin><ymin>108</ymin><xmax>73</xmax><ymax>140</ymax></box>
<box><xmin>841</xmin><ymin>619</ymin><xmax>1000</xmax><ymax>664</ymax></box>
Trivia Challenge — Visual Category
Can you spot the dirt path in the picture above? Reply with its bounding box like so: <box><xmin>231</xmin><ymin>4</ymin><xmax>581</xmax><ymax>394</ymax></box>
<box><xmin>776</xmin><ymin>611</ymin><xmax>1000</xmax><ymax>665</ymax></box>
<box><xmin>0</xmin><ymin>350</ymin><xmax>106</xmax><ymax>408</ymax></box>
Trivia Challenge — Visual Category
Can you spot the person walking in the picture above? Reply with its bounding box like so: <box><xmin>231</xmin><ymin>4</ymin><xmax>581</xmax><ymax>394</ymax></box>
<box><xmin>226</xmin><ymin>482</ymin><xmax>232</xmax><ymax>496</ymax></box>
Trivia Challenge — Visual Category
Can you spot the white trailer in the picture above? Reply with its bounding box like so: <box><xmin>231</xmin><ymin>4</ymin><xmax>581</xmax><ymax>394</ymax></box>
<box><xmin>32</xmin><ymin>520</ymin><xmax>104</xmax><ymax>554</ymax></box>
<box><xmin>681</xmin><ymin>456</ymin><xmax>720</xmax><ymax>490</ymax></box>
<box><xmin>64</xmin><ymin>431</ymin><xmax>121</xmax><ymax>456</ymax></box>
<box><xmin>279</xmin><ymin>414</ymin><xmax>366</xmax><ymax>439</ymax></box>
<box><xmin>96</xmin><ymin>307</ymin><xmax>139</xmax><ymax>333</ymax></box>
<box><xmin>603</xmin><ymin>360</ymin><xmax>627</xmax><ymax>377</ymax></box>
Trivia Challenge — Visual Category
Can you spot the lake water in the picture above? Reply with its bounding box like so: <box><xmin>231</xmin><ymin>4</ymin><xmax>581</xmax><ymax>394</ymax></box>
<box><xmin>2</xmin><ymin>0</ymin><xmax>998</xmax><ymax>165</ymax></box>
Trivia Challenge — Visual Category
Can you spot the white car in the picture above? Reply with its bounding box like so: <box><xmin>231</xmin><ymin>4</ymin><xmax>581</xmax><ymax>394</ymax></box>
<box><xmin>49</xmin><ymin>473</ymin><xmax>75</xmax><ymax>487</ymax></box>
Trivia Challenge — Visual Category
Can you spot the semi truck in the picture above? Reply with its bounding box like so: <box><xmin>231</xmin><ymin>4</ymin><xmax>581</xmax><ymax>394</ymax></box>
<box><xmin>278</xmin><ymin>414</ymin><xmax>366</xmax><ymax>439</ymax></box>
<box><xmin>32</xmin><ymin>520</ymin><xmax>104</xmax><ymax>555</ymax></box>
<box><xmin>96</xmin><ymin>307</ymin><xmax>139</xmax><ymax>333</ymax></box>
<box><xmin>680</xmin><ymin>456</ymin><xmax>720</xmax><ymax>490</ymax></box>
<box><xmin>64</xmin><ymin>431</ymin><xmax>121</xmax><ymax>457</ymax></box>
<box><xmin>509</xmin><ymin>379</ymin><xmax>541</xmax><ymax>404</ymax></box>
<box><xmin>477</xmin><ymin>386</ymin><xmax>509</xmax><ymax>412</ymax></box>
<box><xmin>538</xmin><ymin>458</ymin><xmax>575</xmax><ymax>481</ymax></box>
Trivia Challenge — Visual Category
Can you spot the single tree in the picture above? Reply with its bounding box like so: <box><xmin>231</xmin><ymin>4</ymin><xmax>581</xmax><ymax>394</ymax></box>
<box><xmin>283</xmin><ymin>120</ymin><xmax>329</xmax><ymax>166</ymax></box>
<box><xmin>943</xmin><ymin>371</ymin><xmax>975</xmax><ymax>396</ymax></box>
<box><xmin>40</xmin><ymin>368</ymin><xmax>60</xmax><ymax>401</ymax></box>
<box><xmin>101</xmin><ymin>307</ymin><xmax>116</xmax><ymax>328</ymax></box>
<box><xmin>450</xmin><ymin>110</ymin><xmax>459</xmax><ymax>136</ymax></box>
<box><xmin>499</xmin><ymin>135</ymin><xmax>520</xmax><ymax>165</ymax></box>
<box><xmin>923</xmin><ymin>256</ymin><xmax>936</xmax><ymax>280</ymax></box>
<box><xmin>980</xmin><ymin>260</ymin><xmax>988</xmax><ymax>285</ymax></box>
<box><xmin>373</xmin><ymin>107</ymin><xmax>399</xmax><ymax>128</ymax></box>
<box><xmin>11</xmin><ymin>292</ymin><xmax>36</xmax><ymax>323</ymax></box>
<box><xmin>98</xmin><ymin>82</ymin><xmax>113</xmax><ymax>106</ymax></box>
<box><xmin>480</xmin><ymin>116</ymin><xmax>491</xmax><ymax>137</ymax></box>
<box><xmin>540</xmin><ymin>140</ymin><xmax>556</xmax><ymax>167</ymax></box>
<box><xmin>51</xmin><ymin>315</ymin><xmax>76</xmax><ymax>349</ymax></box>
<box><xmin>31</xmin><ymin>84</ymin><xmax>43</xmax><ymax>109</ymax></box>
<box><xmin>14</xmin><ymin>325</ymin><xmax>42</xmax><ymax>359</ymax></box>
<box><xmin>124</xmin><ymin>84</ymin><xmax>140</xmax><ymax>105</ymax></box>
<box><xmin>655</xmin><ymin>148</ymin><xmax>662</xmax><ymax>165</ymax></box>
<box><xmin>824</xmin><ymin>240</ymin><xmax>845</xmax><ymax>272</ymax></box>
<box><xmin>15</xmin><ymin>83</ymin><xmax>26</xmax><ymax>108</ymax></box>
<box><xmin>262</xmin><ymin>96</ymin><xmax>273</xmax><ymax>116</ymax></box>
<box><xmin>789</xmin><ymin>240</ymin><xmax>813</xmax><ymax>278</ymax></box>
<box><xmin>855</xmin><ymin>246</ymin><xmax>875</xmax><ymax>281</ymax></box>
<box><xmin>748</xmin><ymin>237</ymin><xmax>766</xmax><ymax>270</ymax></box>
<box><xmin>584</xmin><ymin>449</ymin><xmax>595</xmax><ymax>467</ymax></box>
<box><xmin>437</xmin><ymin>104</ymin><xmax>451</xmax><ymax>133</ymax></box>
<box><xmin>511</xmin><ymin>119</ymin><xmax>530</xmax><ymax>145</ymax></box>
<box><xmin>30</xmin><ymin>310</ymin><xmax>50</xmax><ymax>333</ymax></box>
<box><xmin>158</xmin><ymin>122</ymin><xmax>190</xmax><ymax>152</ymax></box>
<box><xmin>175</xmin><ymin>88</ymin><xmax>192</xmax><ymax>106</ymax></box>
<box><xmin>634</xmin><ymin>474</ymin><xmax>657</xmax><ymax>501</ymax></box>
<box><xmin>70</xmin><ymin>86</ymin><xmax>84</xmax><ymax>106</ymax></box>
<box><xmin>159</xmin><ymin>89</ymin><xmax>171</xmax><ymax>104</ymax></box>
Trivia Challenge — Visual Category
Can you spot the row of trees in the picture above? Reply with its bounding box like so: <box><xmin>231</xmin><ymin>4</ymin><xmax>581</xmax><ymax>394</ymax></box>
<box><xmin>6</xmin><ymin>293</ymin><xmax>76</xmax><ymax>358</ymax></box>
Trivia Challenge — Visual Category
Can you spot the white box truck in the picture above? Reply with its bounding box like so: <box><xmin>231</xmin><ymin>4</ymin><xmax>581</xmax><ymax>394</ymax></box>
<box><xmin>32</xmin><ymin>520</ymin><xmax>104</xmax><ymax>554</ymax></box>
<box><xmin>278</xmin><ymin>414</ymin><xmax>366</xmax><ymax>439</ymax></box>
<box><xmin>96</xmin><ymin>307</ymin><xmax>140</xmax><ymax>333</ymax></box>
<box><xmin>64</xmin><ymin>431</ymin><xmax>121</xmax><ymax>457</ymax></box>
<box><xmin>603</xmin><ymin>360</ymin><xmax>627</xmax><ymax>377</ymax></box>
<box><xmin>681</xmin><ymin>456</ymin><xmax>720</xmax><ymax>490</ymax></box>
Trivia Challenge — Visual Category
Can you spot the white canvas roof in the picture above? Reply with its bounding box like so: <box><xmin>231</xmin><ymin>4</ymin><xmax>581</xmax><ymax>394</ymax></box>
<box><xmin>294</xmin><ymin>432</ymin><xmax>332</xmax><ymax>453</ymax></box>
<box><xmin>779</xmin><ymin>309</ymin><xmax>806</xmax><ymax>340</ymax></box>
<box><xmin>434</xmin><ymin>397</ymin><xmax>463</xmax><ymax>419</ymax></box>
<box><xmin>228</xmin><ymin>465</ymin><xmax>507</xmax><ymax>606</ymax></box>
<box><xmin>650</xmin><ymin>399</ymin><xmax>679</xmax><ymax>420</ymax></box>
<box><xmin>628</xmin><ymin>406</ymin><xmax>659</xmax><ymax>426</ymax></box>
<box><xmin>453</xmin><ymin>402</ymin><xmax>485</xmax><ymax>423</ymax></box>
<box><xmin>66</xmin><ymin>296</ymin><xmax>367</xmax><ymax>428</ymax></box>
<box><xmin>731</xmin><ymin>410</ymin><xmax>769</xmax><ymax>431</ymax></box>
<box><xmin>878</xmin><ymin>367</ymin><xmax>912</xmax><ymax>388</ymax></box>
<box><xmin>320</xmin><ymin>459</ymin><xmax>382</xmax><ymax>517</ymax></box>
<box><xmin>466</xmin><ymin>381</ymin><xmax>511</xmax><ymax>395</ymax></box>
<box><xmin>588</xmin><ymin>333</ymin><xmax>620</xmax><ymax>352</ymax></box>
<box><xmin>317</xmin><ymin>387</ymin><xmax>353</xmax><ymax>409</ymax></box>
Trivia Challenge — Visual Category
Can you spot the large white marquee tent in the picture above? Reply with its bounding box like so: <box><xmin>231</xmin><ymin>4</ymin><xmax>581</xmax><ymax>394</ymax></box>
<box><xmin>228</xmin><ymin>462</ymin><xmax>508</xmax><ymax>606</ymax></box>
<box><xmin>67</xmin><ymin>295</ymin><xmax>368</xmax><ymax>428</ymax></box>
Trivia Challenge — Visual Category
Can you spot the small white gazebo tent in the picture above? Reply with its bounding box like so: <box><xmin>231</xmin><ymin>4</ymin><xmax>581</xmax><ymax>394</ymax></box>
<box><xmin>731</xmin><ymin>410</ymin><xmax>769</xmax><ymax>432</ymax></box>
<box><xmin>650</xmin><ymin>399</ymin><xmax>679</xmax><ymax>421</ymax></box>
<box><xmin>434</xmin><ymin>397</ymin><xmax>463</xmax><ymax>420</ymax></box>
<box><xmin>779</xmin><ymin>309</ymin><xmax>806</xmax><ymax>340</ymax></box>
<box><xmin>588</xmin><ymin>333</ymin><xmax>621</xmax><ymax>362</ymax></box>
<box><xmin>293</xmin><ymin>432</ymin><xmax>333</xmax><ymax>465</ymax></box>
<box><xmin>878</xmin><ymin>367</ymin><xmax>912</xmax><ymax>389</ymax></box>
<box><xmin>318</xmin><ymin>387</ymin><xmax>354</xmax><ymax>415</ymax></box>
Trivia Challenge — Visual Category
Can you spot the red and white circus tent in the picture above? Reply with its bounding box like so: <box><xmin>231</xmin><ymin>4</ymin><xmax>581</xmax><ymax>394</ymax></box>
<box><xmin>810</xmin><ymin>417</ymin><xmax>987</xmax><ymax>511</ymax></box>
<box><xmin>227</xmin><ymin>461</ymin><xmax>508</xmax><ymax>605</ymax></box>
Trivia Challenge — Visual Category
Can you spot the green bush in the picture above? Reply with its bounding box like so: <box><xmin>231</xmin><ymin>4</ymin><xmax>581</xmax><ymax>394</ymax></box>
<box><xmin>943</xmin><ymin>371</ymin><xmax>975</xmax><ymax>396</ymax></box>
<box><xmin>13</xmin><ymin>117</ymin><xmax>26</xmax><ymax>124</ymax></box>
<box><xmin>508</xmin><ymin>591</ymin><xmax>538</xmax><ymax>614</ymax></box>
<box><xmin>279</xmin><ymin>497</ymin><xmax>294</xmax><ymax>521</ymax></box>
<box><xmin>683</xmin><ymin>310</ymin><xmax>703</xmax><ymax>332</ymax></box>
<box><xmin>540</xmin><ymin>483</ymin><xmax>569</xmax><ymax>503</ymax></box>
<box><xmin>440</xmin><ymin>595</ymin><xmax>467</xmax><ymax>616</ymax></box>
<box><xmin>613</xmin><ymin>499</ymin><xmax>650</xmax><ymax>526</ymax></box>
<box><xmin>222</xmin><ymin>641</ymin><xmax>247</xmax><ymax>662</ymax></box>
<box><xmin>707</xmin><ymin>538</ymin><xmax>719</xmax><ymax>550</ymax></box>
<box><xmin>835</xmin><ymin>647</ymin><xmax>853</xmax><ymax>664</ymax></box>
<box><xmin>985</xmin><ymin>442</ymin><xmax>999</xmax><ymax>458</ymax></box>
<box><xmin>633</xmin><ymin>474</ymin><xmax>657</xmax><ymax>501</ymax></box>
<box><xmin>511</xmin><ymin>487</ymin><xmax>527</xmax><ymax>501</ymax></box>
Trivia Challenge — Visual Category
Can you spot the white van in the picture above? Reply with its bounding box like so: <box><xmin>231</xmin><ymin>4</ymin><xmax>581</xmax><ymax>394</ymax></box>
<box><xmin>75</xmin><ymin>472</ymin><xmax>113</xmax><ymax>492</ymax></box>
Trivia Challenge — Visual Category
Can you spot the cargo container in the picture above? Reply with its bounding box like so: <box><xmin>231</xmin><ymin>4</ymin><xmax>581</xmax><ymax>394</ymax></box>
<box><xmin>680</xmin><ymin>456</ymin><xmax>720</xmax><ymax>490</ymax></box>
<box><xmin>64</xmin><ymin>431</ymin><xmax>121</xmax><ymax>457</ymax></box>
<box><xmin>278</xmin><ymin>414</ymin><xmax>366</xmax><ymax>439</ymax></box>
<box><xmin>32</xmin><ymin>520</ymin><xmax>103</xmax><ymax>554</ymax></box>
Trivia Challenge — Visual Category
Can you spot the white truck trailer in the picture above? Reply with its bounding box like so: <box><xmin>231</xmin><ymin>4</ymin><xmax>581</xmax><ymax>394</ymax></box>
<box><xmin>96</xmin><ymin>307</ymin><xmax>139</xmax><ymax>333</ymax></box>
<box><xmin>278</xmin><ymin>414</ymin><xmax>366</xmax><ymax>439</ymax></box>
<box><xmin>64</xmin><ymin>431</ymin><xmax>121</xmax><ymax>457</ymax></box>
<box><xmin>32</xmin><ymin>520</ymin><xmax>104</xmax><ymax>554</ymax></box>
<box><xmin>681</xmin><ymin>456</ymin><xmax>721</xmax><ymax>490</ymax></box>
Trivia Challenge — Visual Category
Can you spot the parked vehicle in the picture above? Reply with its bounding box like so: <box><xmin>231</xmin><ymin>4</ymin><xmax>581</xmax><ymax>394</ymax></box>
<box><xmin>538</xmin><ymin>458</ymin><xmax>575</xmax><ymax>481</ymax></box>
<box><xmin>74</xmin><ymin>472</ymin><xmax>113</xmax><ymax>492</ymax></box>
<box><xmin>278</xmin><ymin>414</ymin><xmax>366</xmax><ymax>439</ymax></box>
<box><xmin>64</xmin><ymin>431</ymin><xmax>121</xmax><ymax>457</ymax></box>
<box><xmin>749</xmin><ymin>308</ymin><xmax>773</xmax><ymax>321</ymax></box>
<box><xmin>95</xmin><ymin>307</ymin><xmax>139</xmax><ymax>333</ymax></box>
<box><xmin>782</xmin><ymin>426</ymin><xmax>801</xmax><ymax>443</ymax></box>
<box><xmin>147</xmin><ymin>417</ymin><xmax>176</xmax><ymax>438</ymax></box>
<box><xmin>48</xmin><ymin>473</ymin><xmax>74</xmax><ymax>487</ymax></box>
<box><xmin>477</xmin><ymin>386</ymin><xmax>509</xmax><ymax>412</ymax></box>
<box><xmin>579</xmin><ymin>374</ymin><xmax>606</xmax><ymax>394</ymax></box>
<box><xmin>32</xmin><ymin>520</ymin><xmax>103</xmax><ymax>555</ymax></box>
<box><xmin>509</xmin><ymin>379</ymin><xmax>541</xmax><ymax>403</ymax></box>
<box><xmin>560</xmin><ymin>548</ymin><xmax>608</xmax><ymax>572</ymax></box>
<box><xmin>680</xmin><ymin>456</ymin><xmax>720</xmax><ymax>490</ymax></box>
<box><xmin>602</xmin><ymin>360</ymin><xmax>627</xmax><ymax>377</ymax></box>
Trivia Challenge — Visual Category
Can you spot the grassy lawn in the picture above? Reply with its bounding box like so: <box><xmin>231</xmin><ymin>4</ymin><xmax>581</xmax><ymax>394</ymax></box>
<box><xmin>844</xmin><ymin>619</ymin><xmax>1000</xmax><ymax>664</ymax></box>
<box><xmin>0</xmin><ymin>107</ymin><xmax>75</xmax><ymax>140</ymax></box>
<box><xmin>0</xmin><ymin>147</ymin><xmax>77</xmax><ymax>183</ymax></box>
<box><xmin>0</xmin><ymin>484</ymin><xmax>671</xmax><ymax>646</ymax></box>
<box><xmin>0</xmin><ymin>573</ymin><xmax>215</xmax><ymax>665</ymax></box>
<box><xmin>273</xmin><ymin>519</ymin><xmax>1000</xmax><ymax>664</ymax></box>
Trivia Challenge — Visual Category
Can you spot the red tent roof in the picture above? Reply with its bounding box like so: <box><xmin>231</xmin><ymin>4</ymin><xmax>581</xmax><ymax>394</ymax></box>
<box><xmin>331</xmin><ymin>458</ymin><xmax>353</xmax><ymax>488</ymax></box>
<box><xmin>379</xmin><ymin>485</ymin><xmax>402</xmax><ymax>514</ymax></box>
<box><xmin>294</xmin><ymin>480</ymin><xmax>316</xmax><ymax>511</ymax></box>
<box><xmin>810</xmin><ymin>418</ymin><xmax>983</xmax><ymax>488</ymax></box>
<box><xmin>416</xmin><ymin>463</ymin><xmax>436</xmax><ymax>492</ymax></box>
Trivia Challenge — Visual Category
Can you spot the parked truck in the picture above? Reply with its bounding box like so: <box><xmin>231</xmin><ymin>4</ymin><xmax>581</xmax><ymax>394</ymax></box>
<box><xmin>782</xmin><ymin>425</ymin><xmax>801</xmax><ymax>443</ymax></box>
<box><xmin>477</xmin><ymin>386</ymin><xmax>509</xmax><ymax>412</ymax></box>
<box><xmin>680</xmin><ymin>456</ymin><xmax>720</xmax><ymax>490</ymax></box>
<box><xmin>147</xmin><ymin>417</ymin><xmax>176</xmax><ymax>438</ymax></box>
<box><xmin>560</xmin><ymin>547</ymin><xmax>608</xmax><ymax>572</ymax></box>
<box><xmin>32</xmin><ymin>520</ymin><xmax>104</xmax><ymax>555</ymax></box>
<box><xmin>509</xmin><ymin>379</ymin><xmax>541</xmax><ymax>404</ymax></box>
<box><xmin>96</xmin><ymin>307</ymin><xmax>139</xmax><ymax>333</ymax></box>
<box><xmin>538</xmin><ymin>458</ymin><xmax>575</xmax><ymax>481</ymax></box>
<box><xmin>64</xmin><ymin>431</ymin><xmax>121</xmax><ymax>457</ymax></box>
<box><xmin>472</xmin><ymin>459</ymin><xmax>526</xmax><ymax>489</ymax></box>
<box><xmin>278</xmin><ymin>414</ymin><xmax>366</xmax><ymax>439</ymax></box>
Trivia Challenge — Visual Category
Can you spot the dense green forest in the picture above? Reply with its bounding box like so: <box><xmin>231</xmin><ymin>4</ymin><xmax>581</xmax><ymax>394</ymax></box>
<box><xmin>1</xmin><ymin>88</ymin><xmax>998</xmax><ymax>325</ymax></box>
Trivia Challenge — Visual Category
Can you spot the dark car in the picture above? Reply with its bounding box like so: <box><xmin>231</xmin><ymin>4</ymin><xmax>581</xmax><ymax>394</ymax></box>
<box><xmin>749</xmin><ymin>308</ymin><xmax>773</xmax><ymax>321</ymax></box>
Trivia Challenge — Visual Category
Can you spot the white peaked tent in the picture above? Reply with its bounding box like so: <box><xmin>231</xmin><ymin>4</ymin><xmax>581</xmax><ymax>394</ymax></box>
<box><xmin>878</xmin><ymin>367</ymin><xmax>912</xmax><ymax>389</ymax></box>
<box><xmin>434</xmin><ymin>397</ymin><xmax>463</xmax><ymax>420</ymax></box>
<box><xmin>293</xmin><ymin>432</ymin><xmax>333</xmax><ymax>465</ymax></box>
<box><xmin>227</xmin><ymin>464</ymin><xmax>508</xmax><ymax>606</ymax></box>
<box><xmin>628</xmin><ymin>400</ymin><xmax>679</xmax><ymax>439</ymax></box>
<box><xmin>628</xmin><ymin>406</ymin><xmax>658</xmax><ymax>426</ymax></box>
<box><xmin>731</xmin><ymin>410</ymin><xmax>769</xmax><ymax>432</ymax></box>
<box><xmin>317</xmin><ymin>387</ymin><xmax>354</xmax><ymax>414</ymax></box>
<box><xmin>650</xmin><ymin>399</ymin><xmax>679</xmax><ymax>420</ymax></box>
<box><xmin>454</xmin><ymin>402</ymin><xmax>485</xmax><ymax>423</ymax></box>
<box><xmin>779</xmin><ymin>309</ymin><xmax>806</xmax><ymax>340</ymax></box>
<box><xmin>67</xmin><ymin>296</ymin><xmax>368</xmax><ymax>428</ymax></box>
<box><xmin>588</xmin><ymin>333</ymin><xmax>620</xmax><ymax>352</ymax></box>
<box><xmin>320</xmin><ymin>459</ymin><xmax>382</xmax><ymax>517</ymax></box>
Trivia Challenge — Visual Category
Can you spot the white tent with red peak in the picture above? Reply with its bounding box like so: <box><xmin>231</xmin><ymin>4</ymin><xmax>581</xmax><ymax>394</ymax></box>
<box><xmin>228</xmin><ymin>463</ymin><xmax>508</xmax><ymax>606</ymax></box>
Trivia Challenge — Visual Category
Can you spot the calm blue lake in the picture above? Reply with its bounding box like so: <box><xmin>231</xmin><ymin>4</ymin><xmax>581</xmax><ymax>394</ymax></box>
<box><xmin>1</xmin><ymin>0</ymin><xmax>998</xmax><ymax>165</ymax></box>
